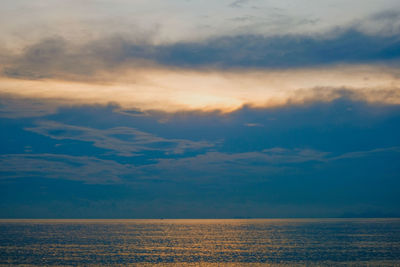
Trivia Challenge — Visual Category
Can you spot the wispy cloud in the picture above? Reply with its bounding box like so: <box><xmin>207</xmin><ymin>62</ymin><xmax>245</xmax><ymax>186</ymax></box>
<box><xmin>331</xmin><ymin>146</ymin><xmax>400</xmax><ymax>160</ymax></box>
<box><xmin>137</xmin><ymin>146</ymin><xmax>400</xmax><ymax>181</ymax></box>
<box><xmin>0</xmin><ymin>154</ymin><xmax>133</xmax><ymax>184</ymax></box>
<box><xmin>244</xmin><ymin>123</ymin><xmax>263</xmax><ymax>127</ymax></box>
<box><xmin>228</xmin><ymin>0</ymin><xmax>251</xmax><ymax>8</ymax></box>
<box><xmin>1</xmin><ymin>144</ymin><xmax>399</xmax><ymax>184</ymax></box>
<box><xmin>25</xmin><ymin>121</ymin><xmax>214</xmax><ymax>157</ymax></box>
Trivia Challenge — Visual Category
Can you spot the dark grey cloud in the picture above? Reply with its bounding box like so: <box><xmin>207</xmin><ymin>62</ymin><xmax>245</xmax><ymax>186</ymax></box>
<box><xmin>2</xmin><ymin>26</ymin><xmax>400</xmax><ymax>80</ymax></box>
<box><xmin>158</xmin><ymin>30</ymin><xmax>400</xmax><ymax>68</ymax></box>
<box><xmin>2</xmin><ymin>36</ymin><xmax>154</xmax><ymax>80</ymax></box>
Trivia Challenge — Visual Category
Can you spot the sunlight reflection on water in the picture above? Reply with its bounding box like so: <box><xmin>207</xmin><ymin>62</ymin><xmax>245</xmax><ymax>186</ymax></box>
<box><xmin>0</xmin><ymin>219</ymin><xmax>399</xmax><ymax>266</ymax></box>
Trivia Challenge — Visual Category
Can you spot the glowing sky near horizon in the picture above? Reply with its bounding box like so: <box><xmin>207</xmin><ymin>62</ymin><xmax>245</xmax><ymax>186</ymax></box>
<box><xmin>1</xmin><ymin>65</ymin><xmax>400</xmax><ymax>112</ymax></box>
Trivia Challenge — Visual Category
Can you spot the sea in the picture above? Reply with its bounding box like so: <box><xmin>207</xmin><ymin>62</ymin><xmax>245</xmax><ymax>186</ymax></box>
<box><xmin>0</xmin><ymin>219</ymin><xmax>399</xmax><ymax>266</ymax></box>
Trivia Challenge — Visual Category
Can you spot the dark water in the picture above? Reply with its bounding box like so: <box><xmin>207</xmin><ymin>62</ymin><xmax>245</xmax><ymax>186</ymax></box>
<box><xmin>0</xmin><ymin>219</ymin><xmax>399</xmax><ymax>266</ymax></box>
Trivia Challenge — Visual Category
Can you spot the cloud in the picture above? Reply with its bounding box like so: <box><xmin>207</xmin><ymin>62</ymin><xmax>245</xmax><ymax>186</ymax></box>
<box><xmin>137</xmin><ymin>149</ymin><xmax>315</xmax><ymax>182</ymax></box>
<box><xmin>0</xmin><ymin>94</ymin><xmax>59</xmax><ymax>118</ymax></box>
<box><xmin>0</xmin><ymin>154</ymin><xmax>134</xmax><ymax>184</ymax></box>
<box><xmin>3</xmin><ymin>97</ymin><xmax>399</xmax><ymax>157</ymax></box>
<box><xmin>1</xmin><ymin>98</ymin><xmax>399</xmax><ymax>218</ymax></box>
<box><xmin>156</xmin><ymin>30</ymin><xmax>400</xmax><ymax>68</ymax></box>
<box><xmin>1</xmin><ymin>148</ymin><xmax>322</xmax><ymax>184</ymax></box>
<box><xmin>1</xmin><ymin>145</ymin><xmax>399</xmax><ymax>185</ymax></box>
<box><xmin>25</xmin><ymin>120</ymin><xmax>214</xmax><ymax>157</ymax></box>
<box><xmin>0</xmin><ymin>27</ymin><xmax>399</xmax><ymax>115</ymax></box>
<box><xmin>120</xmin><ymin>146</ymin><xmax>400</xmax><ymax>182</ymax></box>
<box><xmin>0</xmin><ymin>148</ymin><xmax>329</xmax><ymax>185</ymax></box>
<box><xmin>1</xmin><ymin>0</ymin><xmax>399</xmax><ymax>47</ymax></box>
<box><xmin>228</xmin><ymin>0</ymin><xmax>251</xmax><ymax>8</ymax></box>
<box><xmin>354</xmin><ymin>10</ymin><xmax>400</xmax><ymax>36</ymax></box>
<box><xmin>1</xmin><ymin>64</ymin><xmax>400</xmax><ymax>114</ymax></box>
<box><xmin>331</xmin><ymin>146</ymin><xmax>400</xmax><ymax>160</ymax></box>
<box><xmin>244</xmin><ymin>123</ymin><xmax>263</xmax><ymax>127</ymax></box>
<box><xmin>2</xmin><ymin>29</ymin><xmax>400</xmax><ymax>79</ymax></box>
<box><xmin>1</xmin><ymin>36</ymin><xmax>154</xmax><ymax>81</ymax></box>
<box><xmin>1</xmin><ymin>1</ymin><xmax>400</xmax><ymax>219</ymax></box>
<box><xmin>1</xmin><ymin>21</ymin><xmax>399</xmax><ymax>114</ymax></box>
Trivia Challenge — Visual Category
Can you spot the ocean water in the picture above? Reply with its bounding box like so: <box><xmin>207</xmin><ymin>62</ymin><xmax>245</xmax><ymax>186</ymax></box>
<box><xmin>0</xmin><ymin>219</ymin><xmax>399</xmax><ymax>266</ymax></box>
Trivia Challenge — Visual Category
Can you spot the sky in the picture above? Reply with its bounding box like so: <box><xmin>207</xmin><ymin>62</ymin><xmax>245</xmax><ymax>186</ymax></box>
<box><xmin>1</xmin><ymin>0</ymin><xmax>400</xmax><ymax>218</ymax></box>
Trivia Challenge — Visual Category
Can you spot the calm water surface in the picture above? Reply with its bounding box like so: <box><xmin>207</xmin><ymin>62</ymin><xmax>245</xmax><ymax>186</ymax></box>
<box><xmin>0</xmin><ymin>219</ymin><xmax>399</xmax><ymax>266</ymax></box>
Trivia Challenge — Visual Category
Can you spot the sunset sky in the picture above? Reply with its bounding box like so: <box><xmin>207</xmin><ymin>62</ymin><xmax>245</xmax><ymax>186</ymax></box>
<box><xmin>1</xmin><ymin>0</ymin><xmax>400</xmax><ymax>218</ymax></box>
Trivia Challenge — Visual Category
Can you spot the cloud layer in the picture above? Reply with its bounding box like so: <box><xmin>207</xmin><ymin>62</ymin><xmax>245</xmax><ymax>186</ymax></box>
<box><xmin>1</xmin><ymin>64</ymin><xmax>399</xmax><ymax>113</ymax></box>
<box><xmin>1</xmin><ymin>100</ymin><xmax>400</xmax><ymax>217</ymax></box>
<box><xmin>3</xmin><ymin>30</ymin><xmax>400</xmax><ymax>79</ymax></box>
<box><xmin>1</xmin><ymin>24</ymin><xmax>399</xmax><ymax>113</ymax></box>
<box><xmin>1</xmin><ymin>0</ymin><xmax>400</xmax><ymax>218</ymax></box>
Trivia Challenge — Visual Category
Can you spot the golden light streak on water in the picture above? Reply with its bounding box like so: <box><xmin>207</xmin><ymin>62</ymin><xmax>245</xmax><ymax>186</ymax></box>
<box><xmin>0</xmin><ymin>219</ymin><xmax>399</xmax><ymax>266</ymax></box>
